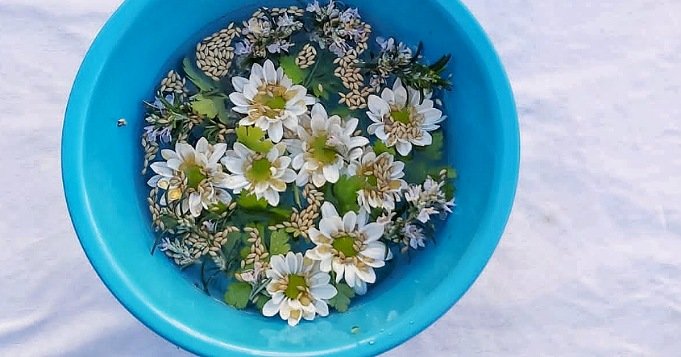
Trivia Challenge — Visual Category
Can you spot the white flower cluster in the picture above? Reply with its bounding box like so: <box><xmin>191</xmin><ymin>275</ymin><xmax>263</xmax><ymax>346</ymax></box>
<box><xmin>306</xmin><ymin>0</ymin><xmax>371</xmax><ymax>56</ymax></box>
<box><xmin>405</xmin><ymin>176</ymin><xmax>456</xmax><ymax>223</ymax></box>
<box><xmin>234</xmin><ymin>8</ymin><xmax>304</xmax><ymax>58</ymax></box>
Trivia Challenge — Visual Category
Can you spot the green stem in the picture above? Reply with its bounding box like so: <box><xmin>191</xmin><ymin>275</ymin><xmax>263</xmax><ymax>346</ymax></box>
<box><xmin>293</xmin><ymin>185</ymin><xmax>303</xmax><ymax>208</ymax></box>
<box><xmin>302</xmin><ymin>56</ymin><xmax>322</xmax><ymax>88</ymax></box>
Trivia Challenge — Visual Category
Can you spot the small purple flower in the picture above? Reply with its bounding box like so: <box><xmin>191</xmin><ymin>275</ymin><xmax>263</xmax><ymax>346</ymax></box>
<box><xmin>306</xmin><ymin>0</ymin><xmax>321</xmax><ymax>13</ymax></box>
<box><xmin>340</xmin><ymin>8</ymin><xmax>360</xmax><ymax>23</ymax></box>
<box><xmin>267</xmin><ymin>40</ymin><xmax>294</xmax><ymax>54</ymax></box>
<box><xmin>150</xmin><ymin>93</ymin><xmax>175</xmax><ymax>111</ymax></box>
<box><xmin>234</xmin><ymin>39</ymin><xmax>252</xmax><ymax>56</ymax></box>
<box><xmin>144</xmin><ymin>125</ymin><xmax>172</xmax><ymax>144</ymax></box>
<box><xmin>376</xmin><ymin>37</ymin><xmax>395</xmax><ymax>52</ymax></box>
<box><xmin>276</xmin><ymin>13</ymin><xmax>296</xmax><ymax>28</ymax></box>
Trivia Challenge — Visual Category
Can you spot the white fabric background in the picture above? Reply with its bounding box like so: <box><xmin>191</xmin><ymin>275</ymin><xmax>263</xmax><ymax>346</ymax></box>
<box><xmin>1</xmin><ymin>0</ymin><xmax>680</xmax><ymax>355</ymax></box>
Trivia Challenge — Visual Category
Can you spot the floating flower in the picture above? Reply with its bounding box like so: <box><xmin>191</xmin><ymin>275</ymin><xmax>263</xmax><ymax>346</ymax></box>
<box><xmin>229</xmin><ymin>60</ymin><xmax>315</xmax><ymax>142</ymax></box>
<box><xmin>367</xmin><ymin>78</ymin><xmax>445</xmax><ymax>155</ymax></box>
<box><xmin>405</xmin><ymin>176</ymin><xmax>455</xmax><ymax>223</ymax></box>
<box><xmin>306</xmin><ymin>202</ymin><xmax>387</xmax><ymax>295</ymax></box>
<box><xmin>403</xmin><ymin>223</ymin><xmax>426</xmax><ymax>249</ymax></box>
<box><xmin>347</xmin><ymin>151</ymin><xmax>407</xmax><ymax>211</ymax></box>
<box><xmin>288</xmin><ymin>103</ymin><xmax>368</xmax><ymax>187</ymax></box>
<box><xmin>263</xmin><ymin>252</ymin><xmax>337</xmax><ymax>326</ymax></box>
<box><xmin>221</xmin><ymin>142</ymin><xmax>296</xmax><ymax>206</ymax></box>
<box><xmin>147</xmin><ymin>137</ymin><xmax>232</xmax><ymax>217</ymax></box>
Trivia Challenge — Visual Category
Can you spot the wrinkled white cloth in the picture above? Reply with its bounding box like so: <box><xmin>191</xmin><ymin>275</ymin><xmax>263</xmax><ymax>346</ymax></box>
<box><xmin>1</xmin><ymin>1</ymin><xmax>680</xmax><ymax>356</ymax></box>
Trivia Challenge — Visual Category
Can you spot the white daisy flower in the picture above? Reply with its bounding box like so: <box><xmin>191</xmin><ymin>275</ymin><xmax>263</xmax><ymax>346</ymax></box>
<box><xmin>229</xmin><ymin>59</ymin><xmax>315</xmax><ymax>142</ymax></box>
<box><xmin>347</xmin><ymin>150</ymin><xmax>407</xmax><ymax>211</ymax></box>
<box><xmin>262</xmin><ymin>252</ymin><xmax>337</xmax><ymax>326</ymax></box>
<box><xmin>306</xmin><ymin>202</ymin><xmax>387</xmax><ymax>295</ymax></box>
<box><xmin>221</xmin><ymin>142</ymin><xmax>296</xmax><ymax>206</ymax></box>
<box><xmin>367</xmin><ymin>78</ymin><xmax>445</xmax><ymax>155</ymax></box>
<box><xmin>405</xmin><ymin>176</ymin><xmax>455</xmax><ymax>223</ymax></box>
<box><xmin>147</xmin><ymin>137</ymin><xmax>232</xmax><ymax>217</ymax></box>
<box><xmin>287</xmin><ymin>103</ymin><xmax>368</xmax><ymax>187</ymax></box>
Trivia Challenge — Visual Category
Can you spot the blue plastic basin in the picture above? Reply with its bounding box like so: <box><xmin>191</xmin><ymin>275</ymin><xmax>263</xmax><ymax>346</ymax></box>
<box><xmin>62</xmin><ymin>0</ymin><xmax>519</xmax><ymax>355</ymax></box>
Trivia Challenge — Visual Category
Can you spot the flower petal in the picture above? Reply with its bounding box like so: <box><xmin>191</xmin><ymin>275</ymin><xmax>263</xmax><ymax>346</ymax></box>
<box><xmin>232</xmin><ymin>76</ymin><xmax>248</xmax><ymax>92</ymax></box>
<box><xmin>263</xmin><ymin>59</ymin><xmax>277</xmax><ymax>83</ymax></box>
<box><xmin>320</xmin><ymin>202</ymin><xmax>339</xmax><ymax>219</ymax></box>
<box><xmin>229</xmin><ymin>92</ymin><xmax>251</xmax><ymax>107</ymax></box>
<box><xmin>268</xmin><ymin>121</ymin><xmax>284</xmax><ymax>143</ymax></box>
<box><xmin>342</xmin><ymin>211</ymin><xmax>357</xmax><ymax>232</ymax></box>
<box><xmin>311</xmin><ymin>284</ymin><xmax>337</xmax><ymax>300</ymax></box>
<box><xmin>368</xmin><ymin>95</ymin><xmax>389</xmax><ymax>116</ymax></box>
<box><xmin>320</xmin><ymin>217</ymin><xmax>343</xmax><ymax>236</ymax></box>
<box><xmin>354</xmin><ymin>266</ymin><xmax>376</xmax><ymax>284</ymax></box>
<box><xmin>262</xmin><ymin>298</ymin><xmax>281</xmax><ymax>317</ymax></box>
<box><xmin>360</xmin><ymin>222</ymin><xmax>385</xmax><ymax>242</ymax></box>
<box><xmin>322</xmin><ymin>164</ymin><xmax>340</xmax><ymax>183</ymax></box>
<box><xmin>395</xmin><ymin>141</ymin><xmax>413</xmax><ymax>156</ymax></box>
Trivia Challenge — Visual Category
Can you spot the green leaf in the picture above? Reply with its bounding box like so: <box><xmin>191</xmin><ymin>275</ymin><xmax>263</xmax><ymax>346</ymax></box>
<box><xmin>312</xmin><ymin>83</ymin><xmax>329</xmax><ymax>100</ymax></box>
<box><xmin>182</xmin><ymin>57</ymin><xmax>218</xmax><ymax>92</ymax></box>
<box><xmin>236</xmin><ymin>193</ymin><xmax>268</xmax><ymax>210</ymax></box>
<box><xmin>159</xmin><ymin>215</ymin><xmax>178</xmax><ymax>230</ymax></box>
<box><xmin>269</xmin><ymin>229</ymin><xmax>291</xmax><ymax>256</ymax></box>
<box><xmin>235</xmin><ymin>126</ymin><xmax>274</xmax><ymax>153</ymax></box>
<box><xmin>221</xmin><ymin>232</ymin><xmax>242</xmax><ymax>256</ymax></box>
<box><xmin>414</xmin><ymin>131</ymin><xmax>443</xmax><ymax>161</ymax></box>
<box><xmin>443</xmin><ymin>181</ymin><xmax>456</xmax><ymax>201</ymax></box>
<box><xmin>191</xmin><ymin>94</ymin><xmax>218</xmax><ymax>119</ymax></box>
<box><xmin>373</xmin><ymin>141</ymin><xmax>396</xmax><ymax>156</ymax></box>
<box><xmin>279</xmin><ymin>56</ymin><xmax>307</xmax><ymax>84</ymax></box>
<box><xmin>224</xmin><ymin>282</ymin><xmax>252</xmax><ymax>309</ymax></box>
<box><xmin>330</xmin><ymin>105</ymin><xmax>358</xmax><ymax>119</ymax></box>
<box><xmin>404</xmin><ymin>131</ymin><xmax>446</xmax><ymax>182</ymax></box>
<box><xmin>327</xmin><ymin>282</ymin><xmax>355</xmax><ymax>312</ymax></box>
<box><xmin>332</xmin><ymin>175</ymin><xmax>364</xmax><ymax>214</ymax></box>
<box><xmin>240</xmin><ymin>246</ymin><xmax>251</xmax><ymax>259</ymax></box>
<box><xmin>254</xmin><ymin>294</ymin><xmax>268</xmax><ymax>311</ymax></box>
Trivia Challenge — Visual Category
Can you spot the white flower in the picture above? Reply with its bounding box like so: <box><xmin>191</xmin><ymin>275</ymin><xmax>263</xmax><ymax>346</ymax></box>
<box><xmin>405</xmin><ymin>176</ymin><xmax>455</xmax><ymax>223</ymax></box>
<box><xmin>262</xmin><ymin>252</ymin><xmax>337</xmax><ymax>326</ymax></box>
<box><xmin>367</xmin><ymin>78</ymin><xmax>445</xmax><ymax>155</ymax></box>
<box><xmin>403</xmin><ymin>224</ymin><xmax>426</xmax><ymax>249</ymax></box>
<box><xmin>229</xmin><ymin>59</ymin><xmax>315</xmax><ymax>142</ymax></box>
<box><xmin>147</xmin><ymin>137</ymin><xmax>232</xmax><ymax>217</ymax></box>
<box><xmin>237</xmin><ymin>261</ymin><xmax>267</xmax><ymax>285</ymax></box>
<box><xmin>347</xmin><ymin>150</ymin><xmax>407</xmax><ymax>211</ymax></box>
<box><xmin>306</xmin><ymin>202</ymin><xmax>387</xmax><ymax>295</ymax></box>
<box><xmin>287</xmin><ymin>103</ymin><xmax>368</xmax><ymax>187</ymax></box>
<box><xmin>221</xmin><ymin>142</ymin><xmax>296</xmax><ymax>206</ymax></box>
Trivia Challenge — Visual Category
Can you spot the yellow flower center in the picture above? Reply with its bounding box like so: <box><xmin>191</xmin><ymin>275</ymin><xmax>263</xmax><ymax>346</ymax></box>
<box><xmin>310</xmin><ymin>134</ymin><xmax>338</xmax><ymax>164</ymax></box>
<box><xmin>181</xmin><ymin>163</ymin><xmax>206</xmax><ymax>189</ymax></box>
<box><xmin>333</xmin><ymin>236</ymin><xmax>358</xmax><ymax>257</ymax></box>
<box><xmin>253</xmin><ymin>84</ymin><xmax>290</xmax><ymax>118</ymax></box>
<box><xmin>263</xmin><ymin>94</ymin><xmax>287</xmax><ymax>110</ymax></box>
<box><xmin>246</xmin><ymin>158</ymin><xmax>272</xmax><ymax>183</ymax></box>
<box><xmin>284</xmin><ymin>274</ymin><xmax>308</xmax><ymax>299</ymax></box>
<box><xmin>391</xmin><ymin>107</ymin><xmax>412</xmax><ymax>124</ymax></box>
<box><xmin>365</xmin><ymin>174</ymin><xmax>378</xmax><ymax>188</ymax></box>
